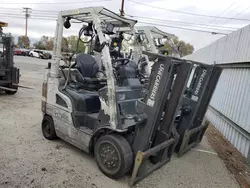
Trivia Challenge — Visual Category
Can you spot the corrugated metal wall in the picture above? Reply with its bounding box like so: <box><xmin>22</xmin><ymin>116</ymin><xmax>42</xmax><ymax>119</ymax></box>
<box><xmin>206</xmin><ymin>107</ymin><xmax>250</xmax><ymax>157</ymax></box>
<box><xmin>185</xmin><ymin>25</ymin><xmax>250</xmax><ymax>65</ymax></box>
<box><xmin>210</xmin><ymin>68</ymin><xmax>250</xmax><ymax>132</ymax></box>
<box><xmin>207</xmin><ymin>68</ymin><xmax>250</xmax><ymax>158</ymax></box>
<box><xmin>184</xmin><ymin>24</ymin><xmax>250</xmax><ymax>160</ymax></box>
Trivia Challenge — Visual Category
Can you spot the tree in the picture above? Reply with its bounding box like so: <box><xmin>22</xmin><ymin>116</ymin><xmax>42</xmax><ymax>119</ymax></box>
<box><xmin>67</xmin><ymin>35</ymin><xmax>85</xmax><ymax>52</ymax></box>
<box><xmin>61</xmin><ymin>37</ymin><xmax>69</xmax><ymax>52</ymax></box>
<box><xmin>46</xmin><ymin>38</ymin><xmax>53</xmax><ymax>50</ymax></box>
<box><xmin>41</xmin><ymin>36</ymin><xmax>53</xmax><ymax>50</ymax></box>
<box><xmin>33</xmin><ymin>35</ymin><xmax>86</xmax><ymax>52</ymax></box>
<box><xmin>164</xmin><ymin>37</ymin><xmax>194</xmax><ymax>57</ymax></box>
<box><xmin>33</xmin><ymin>36</ymin><xmax>53</xmax><ymax>50</ymax></box>
<box><xmin>17</xmin><ymin>36</ymin><xmax>30</xmax><ymax>48</ymax></box>
<box><xmin>33</xmin><ymin>41</ymin><xmax>44</xmax><ymax>49</ymax></box>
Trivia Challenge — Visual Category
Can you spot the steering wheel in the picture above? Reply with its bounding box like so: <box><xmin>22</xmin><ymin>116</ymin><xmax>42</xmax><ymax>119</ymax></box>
<box><xmin>112</xmin><ymin>58</ymin><xmax>130</xmax><ymax>68</ymax></box>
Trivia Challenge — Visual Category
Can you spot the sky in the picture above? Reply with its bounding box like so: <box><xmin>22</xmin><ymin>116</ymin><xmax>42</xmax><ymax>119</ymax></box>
<box><xmin>1</xmin><ymin>0</ymin><xmax>250</xmax><ymax>51</ymax></box>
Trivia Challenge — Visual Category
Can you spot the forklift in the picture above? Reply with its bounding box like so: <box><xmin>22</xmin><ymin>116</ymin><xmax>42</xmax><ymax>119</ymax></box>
<box><xmin>135</xmin><ymin>26</ymin><xmax>180</xmax><ymax>58</ymax></box>
<box><xmin>123</xmin><ymin>26</ymin><xmax>222</xmax><ymax>157</ymax></box>
<box><xmin>116</xmin><ymin>26</ymin><xmax>181</xmax><ymax>80</ymax></box>
<box><xmin>0</xmin><ymin>21</ymin><xmax>19</xmax><ymax>94</ymax></box>
<box><xmin>41</xmin><ymin>7</ymin><xmax>221</xmax><ymax>186</ymax></box>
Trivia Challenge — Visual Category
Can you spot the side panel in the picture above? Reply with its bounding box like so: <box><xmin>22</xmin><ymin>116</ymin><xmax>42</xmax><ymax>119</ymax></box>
<box><xmin>45</xmin><ymin>103</ymin><xmax>91</xmax><ymax>153</ymax></box>
<box><xmin>44</xmin><ymin>73</ymin><xmax>90</xmax><ymax>153</ymax></box>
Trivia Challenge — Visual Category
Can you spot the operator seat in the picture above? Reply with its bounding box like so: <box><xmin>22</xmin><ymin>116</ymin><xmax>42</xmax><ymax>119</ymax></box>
<box><xmin>75</xmin><ymin>53</ymin><xmax>99</xmax><ymax>78</ymax></box>
<box><xmin>117</xmin><ymin>60</ymin><xmax>142</xmax><ymax>89</ymax></box>
<box><xmin>73</xmin><ymin>53</ymin><xmax>106</xmax><ymax>90</ymax></box>
<box><xmin>63</xmin><ymin>53</ymin><xmax>102</xmax><ymax>126</ymax></box>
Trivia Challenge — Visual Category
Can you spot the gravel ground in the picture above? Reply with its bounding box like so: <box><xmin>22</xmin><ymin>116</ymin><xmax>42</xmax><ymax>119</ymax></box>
<box><xmin>206</xmin><ymin>125</ymin><xmax>250</xmax><ymax>188</ymax></box>
<box><xmin>0</xmin><ymin>56</ymin><xmax>240</xmax><ymax>188</ymax></box>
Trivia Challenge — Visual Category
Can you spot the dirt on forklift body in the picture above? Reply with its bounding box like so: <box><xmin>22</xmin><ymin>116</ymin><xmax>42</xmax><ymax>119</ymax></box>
<box><xmin>40</xmin><ymin>7</ymin><xmax>221</xmax><ymax>186</ymax></box>
<box><xmin>0</xmin><ymin>21</ymin><xmax>19</xmax><ymax>94</ymax></box>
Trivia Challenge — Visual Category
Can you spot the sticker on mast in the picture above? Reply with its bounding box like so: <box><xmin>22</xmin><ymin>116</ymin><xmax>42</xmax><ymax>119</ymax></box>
<box><xmin>147</xmin><ymin>64</ymin><xmax>164</xmax><ymax>107</ymax></box>
<box><xmin>191</xmin><ymin>69</ymin><xmax>207</xmax><ymax>101</ymax></box>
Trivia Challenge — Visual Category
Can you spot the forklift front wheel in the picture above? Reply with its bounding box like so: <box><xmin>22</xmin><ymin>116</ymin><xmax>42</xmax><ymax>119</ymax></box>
<box><xmin>42</xmin><ymin>115</ymin><xmax>57</xmax><ymax>140</ymax></box>
<box><xmin>94</xmin><ymin>134</ymin><xmax>133</xmax><ymax>179</ymax></box>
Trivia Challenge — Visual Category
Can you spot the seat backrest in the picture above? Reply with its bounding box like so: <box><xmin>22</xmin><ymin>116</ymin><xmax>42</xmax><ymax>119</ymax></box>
<box><xmin>75</xmin><ymin>53</ymin><xmax>99</xmax><ymax>78</ymax></box>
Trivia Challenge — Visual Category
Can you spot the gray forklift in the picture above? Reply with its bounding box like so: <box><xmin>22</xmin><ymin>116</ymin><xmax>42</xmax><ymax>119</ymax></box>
<box><xmin>135</xmin><ymin>26</ymin><xmax>180</xmax><ymax>57</ymax></box>
<box><xmin>0</xmin><ymin>21</ymin><xmax>19</xmax><ymax>94</ymax></box>
<box><xmin>121</xmin><ymin>26</ymin><xmax>222</xmax><ymax>157</ymax></box>
<box><xmin>41</xmin><ymin>7</ymin><xmax>221</xmax><ymax>186</ymax></box>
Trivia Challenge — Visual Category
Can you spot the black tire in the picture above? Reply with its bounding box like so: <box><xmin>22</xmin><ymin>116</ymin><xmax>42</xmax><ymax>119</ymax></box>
<box><xmin>30</xmin><ymin>53</ymin><xmax>33</xmax><ymax>57</ymax></box>
<box><xmin>94</xmin><ymin>134</ymin><xmax>133</xmax><ymax>179</ymax></box>
<box><xmin>41</xmin><ymin>115</ymin><xmax>57</xmax><ymax>140</ymax></box>
<box><xmin>5</xmin><ymin>85</ymin><xmax>18</xmax><ymax>95</ymax></box>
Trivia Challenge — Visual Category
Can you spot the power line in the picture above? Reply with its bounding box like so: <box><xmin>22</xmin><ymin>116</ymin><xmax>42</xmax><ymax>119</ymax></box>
<box><xmin>4</xmin><ymin>11</ymin><xmax>235</xmax><ymax>32</ymax></box>
<box><xmin>215</xmin><ymin>5</ymin><xmax>240</xmax><ymax>24</ymax></box>
<box><xmin>0</xmin><ymin>17</ymin><xmax>229</xmax><ymax>35</ymax></box>
<box><xmin>31</xmin><ymin>13</ymin><xmax>58</xmax><ymax>17</ymax></box>
<box><xmin>134</xmin><ymin>18</ymin><xmax>234</xmax><ymax>32</ymax></box>
<box><xmin>0</xmin><ymin>9</ymin><xmax>58</xmax><ymax>16</ymax></box>
<box><xmin>0</xmin><ymin>12</ymin><xmax>57</xmax><ymax>17</ymax></box>
<box><xmin>0</xmin><ymin>15</ymin><xmax>56</xmax><ymax>21</ymax></box>
<box><xmin>209</xmin><ymin>2</ymin><xmax>235</xmax><ymax>24</ymax></box>
<box><xmin>0</xmin><ymin>13</ymin><xmax>56</xmax><ymax>20</ymax></box>
<box><xmin>220</xmin><ymin>6</ymin><xmax>250</xmax><ymax>26</ymax></box>
<box><xmin>2</xmin><ymin>11</ymin><xmax>234</xmax><ymax>32</ymax></box>
<box><xmin>0</xmin><ymin>13</ymin><xmax>31</xmax><ymax>17</ymax></box>
<box><xmin>1</xmin><ymin>0</ymin><xmax>110</xmax><ymax>4</ymax></box>
<box><xmin>127</xmin><ymin>0</ymin><xmax>250</xmax><ymax>21</ymax></box>
<box><xmin>0</xmin><ymin>15</ymin><xmax>21</xmax><ymax>18</ymax></box>
<box><xmin>0</xmin><ymin>7</ymin><xmax>58</xmax><ymax>13</ymax></box>
<box><xmin>126</xmin><ymin>14</ymin><xmax>239</xmax><ymax>30</ymax></box>
<box><xmin>138</xmin><ymin>21</ymin><xmax>229</xmax><ymax>35</ymax></box>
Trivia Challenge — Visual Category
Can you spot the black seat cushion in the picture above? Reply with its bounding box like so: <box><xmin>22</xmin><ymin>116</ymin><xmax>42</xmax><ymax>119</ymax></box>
<box><xmin>66</xmin><ymin>87</ymin><xmax>101</xmax><ymax>113</ymax></box>
<box><xmin>75</xmin><ymin>53</ymin><xmax>99</xmax><ymax>78</ymax></box>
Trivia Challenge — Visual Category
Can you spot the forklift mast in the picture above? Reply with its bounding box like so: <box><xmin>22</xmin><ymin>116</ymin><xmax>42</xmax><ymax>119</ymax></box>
<box><xmin>129</xmin><ymin>52</ymin><xmax>222</xmax><ymax>185</ymax></box>
<box><xmin>175</xmin><ymin>62</ymin><xmax>222</xmax><ymax>156</ymax></box>
<box><xmin>130</xmin><ymin>52</ymin><xmax>192</xmax><ymax>185</ymax></box>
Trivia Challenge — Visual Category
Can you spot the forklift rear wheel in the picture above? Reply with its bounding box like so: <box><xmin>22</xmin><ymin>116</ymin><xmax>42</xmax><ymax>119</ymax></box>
<box><xmin>95</xmin><ymin>134</ymin><xmax>133</xmax><ymax>179</ymax></box>
<box><xmin>5</xmin><ymin>85</ymin><xmax>18</xmax><ymax>95</ymax></box>
<box><xmin>42</xmin><ymin>115</ymin><xmax>57</xmax><ymax>140</ymax></box>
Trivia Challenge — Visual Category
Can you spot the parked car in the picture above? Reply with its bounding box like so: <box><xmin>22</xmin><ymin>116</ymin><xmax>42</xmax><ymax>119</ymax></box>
<box><xmin>41</xmin><ymin>51</ymin><xmax>52</xmax><ymax>59</ymax></box>
<box><xmin>20</xmin><ymin>49</ymin><xmax>30</xmax><ymax>56</ymax></box>
<box><xmin>29</xmin><ymin>50</ymin><xmax>40</xmax><ymax>58</ymax></box>
<box><xmin>29</xmin><ymin>50</ymin><xmax>52</xmax><ymax>59</ymax></box>
<box><xmin>14</xmin><ymin>48</ymin><xmax>22</xmax><ymax>55</ymax></box>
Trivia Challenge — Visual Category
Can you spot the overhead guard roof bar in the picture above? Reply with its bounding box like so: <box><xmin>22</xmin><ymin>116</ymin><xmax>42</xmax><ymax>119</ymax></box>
<box><xmin>136</xmin><ymin>26</ymin><xmax>176</xmax><ymax>39</ymax></box>
<box><xmin>60</xmin><ymin>7</ymin><xmax>137</xmax><ymax>28</ymax></box>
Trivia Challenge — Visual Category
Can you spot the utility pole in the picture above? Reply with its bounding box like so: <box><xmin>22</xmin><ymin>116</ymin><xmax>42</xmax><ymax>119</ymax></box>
<box><xmin>120</xmin><ymin>0</ymin><xmax>125</xmax><ymax>16</ymax></box>
<box><xmin>23</xmin><ymin>7</ymin><xmax>32</xmax><ymax>37</ymax></box>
